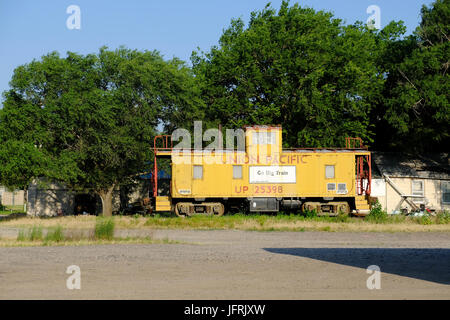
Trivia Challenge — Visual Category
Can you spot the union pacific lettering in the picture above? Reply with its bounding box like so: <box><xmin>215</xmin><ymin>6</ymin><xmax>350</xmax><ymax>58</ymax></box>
<box><xmin>226</xmin><ymin>154</ymin><xmax>310</xmax><ymax>165</ymax></box>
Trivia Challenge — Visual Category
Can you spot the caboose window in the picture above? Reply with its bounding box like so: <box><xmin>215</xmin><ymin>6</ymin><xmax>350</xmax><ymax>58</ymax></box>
<box><xmin>233</xmin><ymin>165</ymin><xmax>242</xmax><ymax>179</ymax></box>
<box><xmin>252</xmin><ymin>132</ymin><xmax>276</xmax><ymax>145</ymax></box>
<box><xmin>325</xmin><ymin>165</ymin><xmax>335</xmax><ymax>179</ymax></box>
<box><xmin>193</xmin><ymin>165</ymin><xmax>203</xmax><ymax>179</ymax></box>
<box><xmin>337</xmin><ymin>183</ymin><xmax>347</xmax><ymax>194</ymax></box>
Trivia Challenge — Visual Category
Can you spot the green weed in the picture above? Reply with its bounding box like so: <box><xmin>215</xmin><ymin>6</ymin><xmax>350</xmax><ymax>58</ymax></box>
<box><xmin>366</xmin><ymin>201</ymin><xmax>388</xmax><ymax>223</ymax></box>
<box><xmin>94</xmin><ymin>217</ymin><xmax>115</xmax><ymax>240</ymax></box>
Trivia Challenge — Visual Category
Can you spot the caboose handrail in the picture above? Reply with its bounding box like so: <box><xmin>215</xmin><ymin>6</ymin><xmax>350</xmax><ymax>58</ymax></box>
<box><xmin>345</xmin><ymin>137</ymin><xmax>367</xmax><ymax>149</ymax></box>
<box><xmin>153</xmin><ymin>135</ymin><xmax>172</xmax><ymax>197</ymax></box>
<box><xmin>153</xmin><ymin>135</ymin><xmax>172</xmax><ymax>152</ymax></box>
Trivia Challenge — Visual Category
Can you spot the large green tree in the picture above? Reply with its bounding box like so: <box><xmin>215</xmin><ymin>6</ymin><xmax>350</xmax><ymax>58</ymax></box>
<box><xmin>191</xmin><ymin>1</ymin><xmax>402</xmax><ymax>148</ymax></box>
<box><xmin>377</xmin><ymin>0</ymin><xmax>449</xmax><ymax>152</ymax></box>
<box><xmin>0</xmin><ymin>47</ymin><xmax>200</xmax><ymax>215</ymax></box>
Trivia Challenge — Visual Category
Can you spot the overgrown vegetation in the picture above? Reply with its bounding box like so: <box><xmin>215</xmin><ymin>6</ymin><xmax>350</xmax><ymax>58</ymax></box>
<box><xmin>45</xmin><ymin>225</ymin><xmax>64</xmax><ymax>242</ymax></box>
<box><xmin>0</xmin><ymin>205</ymin><xmax>25</xmax><ymax>215</ymax></box>
<box><xmin>366</xmin><ymin>201</ymin><xmax>389</xmax><ymax>223</ymax></box>
<box><xmin>94</xmin><ymin>217</ymin><xmax>115</xmax><ymax>240</ymax></box>
<box><xmin>0</xmin><ymin>212</ymin><xmax>446</xmax><ymax>246</ymax></box>
<box><xmin>9</xmin><ymin>220</ymin><xmax>180</xmax><ymax>246</ymax></box>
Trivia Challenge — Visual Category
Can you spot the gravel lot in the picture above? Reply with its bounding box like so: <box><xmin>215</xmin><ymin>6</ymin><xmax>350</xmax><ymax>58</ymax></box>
<box><xmin>0</xmin><ymin>230</ymin><xmax>449</xmax><ymax>299</ymax></box>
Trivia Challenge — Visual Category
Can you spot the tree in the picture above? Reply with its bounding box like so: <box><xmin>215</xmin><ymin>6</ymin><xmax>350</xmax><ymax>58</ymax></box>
<box><xmin>191</xmin><ymin>1</ymin><xmax>400</xmax><ymax>148</ymax></box>
<box><xmin>379</xmin><ymin>0</ymin><xmax>449</xmax><ymax>152</ymax></box>
<box><xmin>0</xmin><ymin>47</ymin><xmax>200</xmax><ymax>216</ymax></box>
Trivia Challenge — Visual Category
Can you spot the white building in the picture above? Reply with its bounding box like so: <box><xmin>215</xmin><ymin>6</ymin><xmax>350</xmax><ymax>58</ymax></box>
<box><xmin>371</xmin><ymin>152</ymin><xmax>450</xmax><ymax>214</ymax></box>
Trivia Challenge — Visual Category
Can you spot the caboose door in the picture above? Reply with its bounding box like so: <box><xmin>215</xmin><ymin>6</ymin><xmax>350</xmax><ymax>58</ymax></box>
<box><xmin>173</xmin><ymin>163</ymin><xmax>193</xmax><ymax>196</ymax></box>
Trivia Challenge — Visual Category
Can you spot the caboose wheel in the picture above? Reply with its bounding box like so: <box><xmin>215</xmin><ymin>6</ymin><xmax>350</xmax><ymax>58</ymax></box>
<box><xmin>174</xmin><ymin>202</ymin><xmax>225</xmax><ymax>217</ymax></box>
<box><xmin>174</xmin><ymin>203</ymin><xmax>189</xmax><ymax>217</ymax></box>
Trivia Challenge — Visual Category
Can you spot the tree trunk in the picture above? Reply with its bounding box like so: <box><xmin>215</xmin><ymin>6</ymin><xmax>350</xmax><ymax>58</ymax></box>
<box><xmin>98</xmin><ymin>185</ymin><xmax>115</xmax><ymax>217</ymax></box>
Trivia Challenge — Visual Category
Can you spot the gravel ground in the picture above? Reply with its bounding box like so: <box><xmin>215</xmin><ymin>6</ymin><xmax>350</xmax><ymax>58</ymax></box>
<box><xmin>0</xmin><ymin>229</ymin><xmax>449</xmax><ymax>299</ymax></box>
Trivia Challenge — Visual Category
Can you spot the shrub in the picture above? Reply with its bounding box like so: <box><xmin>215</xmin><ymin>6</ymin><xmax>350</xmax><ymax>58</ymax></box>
<box><xmin>336</xmin><ymin>211</ymin><xmax>349</xmax><ymax>222</ymax></box>
<box><xmin>45</xmin><ymin>225</ymin><xmax>64</xmax><ymax>242</ymax></box>
<box><xmin>16</xmin><ymin>226</ymin><xmax>44</xmax><ymax>241</ymax></box>
<box><xmin>435</xmin><ymin>211</ymin><xmax>450</xmax><ymax>224</ymax></box>
<box><xmin>303</xmin><ymin>209</ymin><xmax>317</xmax><ymax>218</ymax></box>
<box><xmin>95</xmin><ymin>217</ymin><xmax>115</xmax><ymax>240</ymax></box>
<box><xmin>366</xmin><ymin>201</ymin><xmax>388</xmax><ymax>223</ymax></box>
<box><xmin>17</xmin><ymin>229</ymin><xmax>27</xmax><ymax>241</ymax></box>
<box><xmin>416</xmin><ymin>214</ymin><xmax>433</xmax><ymax>225</ymax></box>
<box><xmin>29</xmin><ymin>226</ymin><xmax>43</xmax><ymax>240</ymax></box>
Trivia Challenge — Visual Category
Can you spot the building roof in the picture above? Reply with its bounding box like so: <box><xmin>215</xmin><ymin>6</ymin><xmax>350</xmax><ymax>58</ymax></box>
<box><xmin>372</xmin><ymin>152</ymin><xmax>450</xmax><ymax>180</ymax></box>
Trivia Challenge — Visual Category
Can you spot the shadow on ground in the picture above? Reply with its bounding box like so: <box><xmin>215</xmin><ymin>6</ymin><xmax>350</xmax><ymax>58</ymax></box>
<box><xmin>264</xmin><ymin>248</ymin><xmax>450</xmax><ymax>285</ymax></box>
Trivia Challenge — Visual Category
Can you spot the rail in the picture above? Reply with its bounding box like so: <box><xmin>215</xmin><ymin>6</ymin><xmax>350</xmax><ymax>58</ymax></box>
<box><xmin>345</xmin><ymin>137</ymin><xmax>367</xmax><ymax>149</ymax></box>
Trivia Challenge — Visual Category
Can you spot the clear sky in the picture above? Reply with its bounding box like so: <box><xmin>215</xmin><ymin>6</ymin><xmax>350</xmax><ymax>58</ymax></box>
<box><xmin>0</xmin><ymin>0</ymin><xmax>434</xmax><ymax>106</ymax></box>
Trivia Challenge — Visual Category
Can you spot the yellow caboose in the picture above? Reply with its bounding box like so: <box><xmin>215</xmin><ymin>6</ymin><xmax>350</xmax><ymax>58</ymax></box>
<box><xmin>152</xmin><ymin>125</ymin><xmax>372</xmax><ymax>216</ymax></box>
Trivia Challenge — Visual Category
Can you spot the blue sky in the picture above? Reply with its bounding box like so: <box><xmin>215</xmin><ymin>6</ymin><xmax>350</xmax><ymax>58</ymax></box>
<box><xmin>0</xmin><ymin>0</ymin><xmax>434</xmax><ymax>105</ymax></box>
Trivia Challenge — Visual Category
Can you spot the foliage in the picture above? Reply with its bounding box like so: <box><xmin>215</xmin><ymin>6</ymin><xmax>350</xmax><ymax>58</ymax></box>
<box><xmin>416</xmin><ymin>214</ymin><xmax>433</xmax><ymax>225</ymax></box>
<box><xmin>94</xmin><ymin>217</ymin><xmax>115</xmax><ymax>240</ymax></box>
<box><xmin>45</xmin><ymin>225</ymin><xmax>64</xmax><ymax>242</ymax></box>
<box><xmin>435</xmin><ymin>210</ymin><xmax>450</xmax><ymax>224</ymax></box>
<box><xmin>0</xmin><ymin>47</ymin><xmax>201</xmax><ymax>215</ymax></box>
<box><xmin>191</xmin><ymin>1</ymin><xmax>406</xmax><ymax>148</ymax></box>
<box><xmin>17</xmin><ymin>226</ymin><xmax>44</xmax><ymax>241</ymax></box>
<box><xmin>375</xmin><ymin>0</ymin><xmax>449</xmax><ymax>152</ymax></box>
<box><xmin>302</xmin><ymin>208</ymin><xmax>318</xmax><ymax>218</ymax></box>
<box><xmin>366</xmin><ymin>201</ymin><xmax>388</xmax><ymax>223</ymax></box>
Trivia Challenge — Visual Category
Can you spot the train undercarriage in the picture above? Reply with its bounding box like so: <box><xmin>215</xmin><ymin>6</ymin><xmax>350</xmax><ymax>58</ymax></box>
<box><xmin>156</xmin><ymin>196</ymin><xmax>367</xmax><ymax>217</ymax></box>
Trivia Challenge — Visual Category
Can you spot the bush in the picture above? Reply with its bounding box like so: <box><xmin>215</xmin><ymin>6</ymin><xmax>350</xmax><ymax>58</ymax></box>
<box><xmin>29</xmin><ymin>226</ymin><xmax>43</xmax><ymax>240</ymax></box>
<box><xmin>435</xmin><ymin>211</ymin><xmax>450</xmax><ymax>224</ymax></box>
<box><xmin>303</xmin><ymin>209</ymin><xmax>317</xmax><ymax>218</ymax></box>
<box><xmin>417</xmin><ymin>214</ymin><xmax>432</xmax><ymax>225</ymax></box>
<box><xmin>95</xmin><ymin>218</ymin><xmax>115</xmax><ymax>240</ymax></box>
<box><xmin>17</xmin><ymin>226</ymin><xmax>43</xmax><ymax>241</ymax></box>
<box><xmin>366</xmin><ymin>201</ymin><xmax>388</xmax><ymax>223</ymax></box>
<box><xmin>336</xmin><ymin>212</ymin><xmax>349</xmax><ymax>223</ymax></box>
<box><xmin>45</xmin><ymin>225</ymin><xmax>64</xmax><ymax>242</ymax></box>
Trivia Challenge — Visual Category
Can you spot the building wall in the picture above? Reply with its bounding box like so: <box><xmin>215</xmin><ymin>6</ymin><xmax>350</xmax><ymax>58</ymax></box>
<box><xmin>374</xmin><ymin>177</ymin><xmax>450</xmax><ymax>213</ymax></box>
<box><xmin>27</xmin><ymin>182</ymin><xmax>75</xmax><ymax>216</ymax></box>
<box><xmin>26</xmin><ymin>180</ymin><xmax>127</xmax><ymax>216</ymax></box>
<box><xmin>0</xmin><ymin>187</ymin><xmax>25</xmax><ymax>206</ymax></box>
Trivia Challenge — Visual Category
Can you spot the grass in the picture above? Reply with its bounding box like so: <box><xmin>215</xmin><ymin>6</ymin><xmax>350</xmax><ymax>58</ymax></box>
<box><xmin>1</xmin><ymin>211</ymin><xmax>449</xmax><ymax>236</ymax></box>
<box><xmin>3</xmin><ymin>220</ymin><xmax>182</xmax><ymax>247</ymax></box>
<box><xmin>45</xmin><ymin>225</ymin><xmax>64</xmax><ymax>242</ymax></box>
<box><xmin>17</xmin><ymin>226</ymin><xmax>43</xmax><ymax>241</ymax></box>
<box><xmin>365</xmin><ymin>201</ymin><xmax>389</xmax><ymax>224</ymax></box>
<box><xmin>0</xmin><ymin>205</ymin><xmax>25</xmax><ymax>215</ymax></box>
<box><xmin>94</xmin><ymin>217</ymin><xmax>115</xmax><ymax>240</ymax></box>
<box><xmin>0</xmin><ymin>237</ymin><xmax>182</xmax><ymax>247</ymax></box>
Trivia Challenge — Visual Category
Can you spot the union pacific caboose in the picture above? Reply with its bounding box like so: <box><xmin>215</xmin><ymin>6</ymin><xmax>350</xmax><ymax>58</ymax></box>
<box><xmin>152</xmin><ymin>125</ymin><xmax>372</xmax><ymax>216</ymax></box>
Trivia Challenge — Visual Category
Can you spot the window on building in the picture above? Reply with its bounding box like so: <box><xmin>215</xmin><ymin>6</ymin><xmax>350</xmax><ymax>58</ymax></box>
<box><xmin>442</xmin><ymin>181</ymin><xmax>450</xmax><ymax>204</ymax></box>
<box><xmin>252</xmin><ymin>132</ymin><xmax>276</xmax><ymax>145</ymax></box>
<box><xmin>412</xmin><ymin>180</ymin><xmax>424</xmax><ymax>197</ymax></box>
<box><xmin>325</xmin><ymin>165</ymin><xmax>335</xmax><ymax>179</ymax></box>
<box><xmin>233</xmin><ymin>165</ymin><xmax>242</xmax><ymax>179</ymax></box>
<box><xmin>193</xmin><ymin>165</ymin><xmax>203</xmax><ymax>179</ymax></box>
